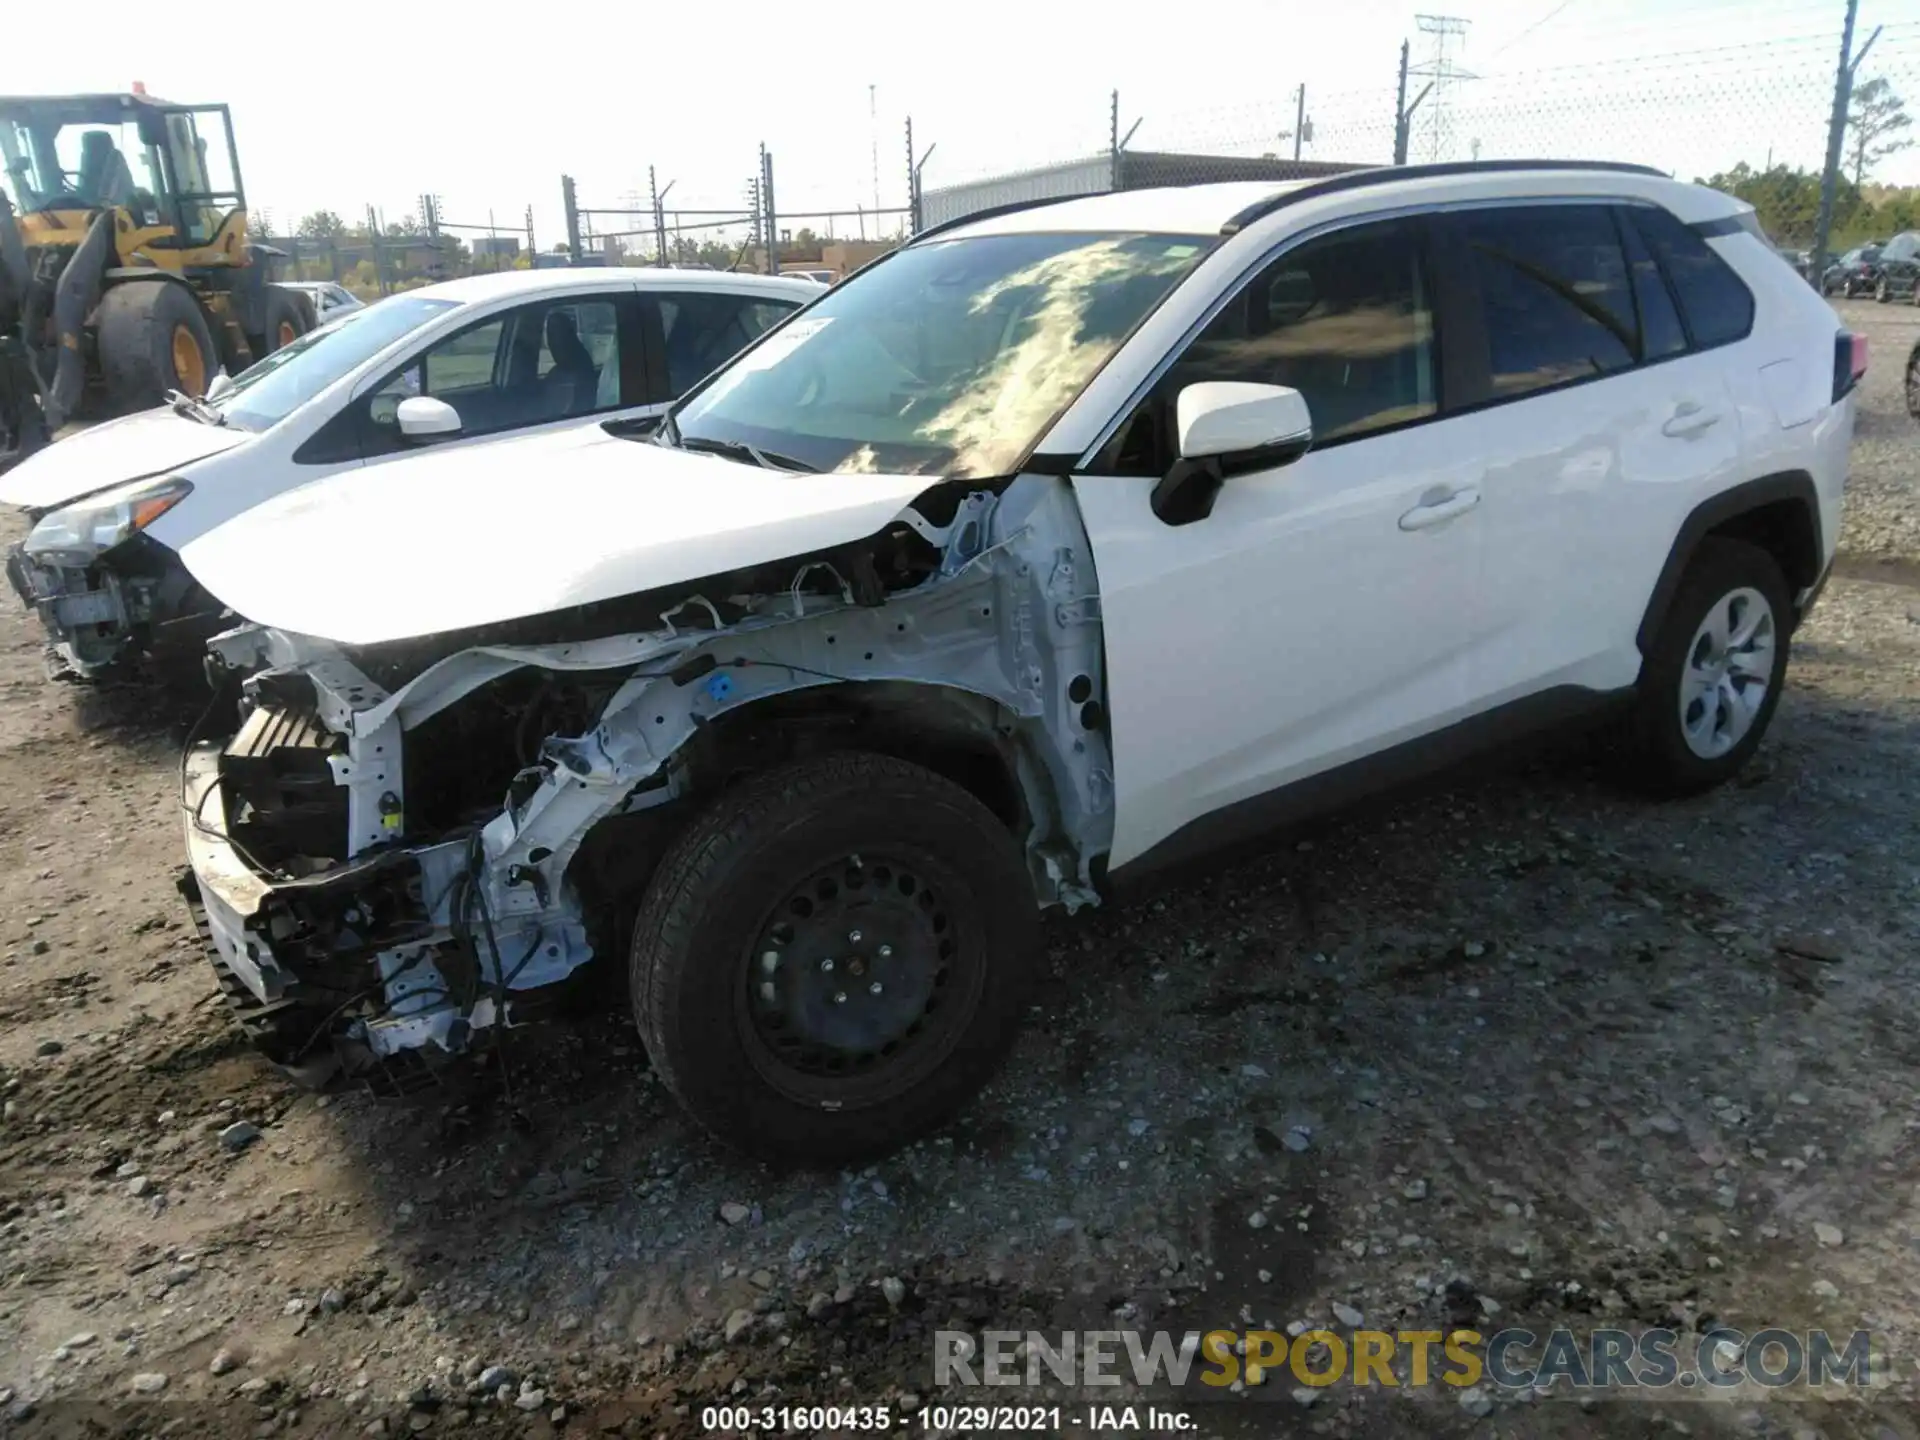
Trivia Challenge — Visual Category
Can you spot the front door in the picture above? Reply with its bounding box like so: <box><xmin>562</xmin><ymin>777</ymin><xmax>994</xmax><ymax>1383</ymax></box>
<box><xmin>1072</xmin><ymin>216</ymin><xmax>1490</xmax><ymax>870</ymax></box>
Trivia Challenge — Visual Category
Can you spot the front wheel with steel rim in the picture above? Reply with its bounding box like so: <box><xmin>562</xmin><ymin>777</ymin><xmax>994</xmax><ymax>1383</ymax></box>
<box><xmin>631</xmin><ymin>751</ymin><xmax>1040</xmax><ymax>1165</ymax></box>
<box><xmin>1624</xmin><ymin>537</ymin><xmax>1792</xmax><ymax>797</ymax></box>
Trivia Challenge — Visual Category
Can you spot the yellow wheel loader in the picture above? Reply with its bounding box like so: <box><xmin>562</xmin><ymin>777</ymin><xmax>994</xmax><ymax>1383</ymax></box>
<box><xmin>0</xmin><ymin>91</ymin><xmax>316</xmax><ymax>469</ymax></box>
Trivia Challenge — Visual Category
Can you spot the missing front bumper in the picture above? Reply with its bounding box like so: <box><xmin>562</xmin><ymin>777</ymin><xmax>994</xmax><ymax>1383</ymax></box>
<box><xmin>7</xmin><ymin>543</ymin><xmax>138</xmax><ymax>677</ymax></box>
<box><xmin>181</xmin><ymin>741</ymin><xmax>587</xmax><ymax>1094</ymax></box>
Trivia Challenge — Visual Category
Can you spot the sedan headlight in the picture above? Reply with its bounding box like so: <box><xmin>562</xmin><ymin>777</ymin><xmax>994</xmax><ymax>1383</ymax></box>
<box><xmin>23</xmin><ymin>477</ymin><xmax>193</xmax><ymax>565</ymax></box>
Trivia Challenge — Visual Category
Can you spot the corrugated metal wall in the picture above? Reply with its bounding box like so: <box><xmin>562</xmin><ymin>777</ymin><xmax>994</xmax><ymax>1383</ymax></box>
<box><xmin>1118</xmin><ymin>153</ymin><xmax>1360</xmax><ymax>188</ymax></box>
<box><xmin>919</xmin><ymin>151</ymin><xmax>1367</xmax><ymax>231</ymax></box>
<box><xmin>919</xmin><ymin>156</ymin><xmax>1117</xmax><ymax>229</ymax></box>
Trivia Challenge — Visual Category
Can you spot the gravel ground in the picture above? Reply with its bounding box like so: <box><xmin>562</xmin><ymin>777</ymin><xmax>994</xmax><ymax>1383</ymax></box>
<box><xmin>0</xmin><ymin>300</ymin><xmax>1917</xmax><ymax>1439</ymax></box>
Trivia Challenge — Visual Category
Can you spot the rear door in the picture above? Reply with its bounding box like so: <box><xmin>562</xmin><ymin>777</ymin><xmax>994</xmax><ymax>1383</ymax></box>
<box><xmin>1429</xmin><ymin>201</ymin><xmax>1745</xmax><ymax>707</ymax></box>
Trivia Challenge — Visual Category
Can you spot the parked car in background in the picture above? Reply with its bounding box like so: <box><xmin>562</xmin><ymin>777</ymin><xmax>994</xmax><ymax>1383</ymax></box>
<box><xmin>284</xmin><ymin>281</ymin><xmax>367</xmax><ymax>323</ymax></box>
<box><xmin>1821</xmin><ymin>243</ymin><xmax>1883</xmax><ymax>297</ymax></box>
<box><xmin>1907</xmin><ymin>335</ymin><xmax>1920</xmax><ymax>422</ymax></box>
<box><xmin>174</xmin><ymin>163</ymin><xmax>1856</xmax><ymax>1161</ymax></box>
<box><xmin>1873</xmin><ymin>231</ymin><xmax>1920</xmax><ymax>302</ymax></box>
<box><xmin>781</xmin><ymin>268</ymin><xmax>836</xmax><ymax>285</ymax></box>
<box><xmin>1</xmin><ymin>268</ymin><xmax>815</xmax><ymax>677</ymax></box>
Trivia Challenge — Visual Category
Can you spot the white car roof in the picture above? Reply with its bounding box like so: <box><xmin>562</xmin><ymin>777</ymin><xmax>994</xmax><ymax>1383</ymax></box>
<box><xmin>933</xmin><ymin>165</ymin><xmax>1751</xmax><ymax>243</ymax></box>
<box><xmin>414</xmin><ymin>267</ymin><xmax>820</xmax><ymax>305</ymax></box>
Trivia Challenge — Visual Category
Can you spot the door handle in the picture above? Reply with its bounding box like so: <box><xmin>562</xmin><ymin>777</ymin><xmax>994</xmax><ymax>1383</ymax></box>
<box><xmin>1662</xmin><ymin>400</ymin><xmax>1722</xmax><ymax>438</ymax></box>
<box><xmin>1398</xmin><ymin>485</ymin><xmax>1481</xmax><ymax>531</ymax></box>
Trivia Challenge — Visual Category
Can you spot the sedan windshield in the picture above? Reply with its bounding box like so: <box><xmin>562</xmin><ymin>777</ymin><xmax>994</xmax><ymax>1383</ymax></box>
<box><xmin>673</xmin><ymin>231</ymin><xmax>1211</xmax><ymax>478</ymax></box>
<box><xmin>216</xmin><ymin>295</ymin><xmax>458</xmax><ymax>432</ymax></box>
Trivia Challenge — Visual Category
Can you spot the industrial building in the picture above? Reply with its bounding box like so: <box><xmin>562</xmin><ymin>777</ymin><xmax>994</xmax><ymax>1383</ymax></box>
<box><xmin>919</xmin><ymin>152</ymin><xmax>1360</xmax><ymax>229</ymax></box>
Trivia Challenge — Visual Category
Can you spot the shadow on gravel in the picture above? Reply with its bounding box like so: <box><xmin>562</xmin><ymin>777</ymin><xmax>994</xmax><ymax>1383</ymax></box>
<box><xmin>64</xmin><ymin>654</ymin><xmax>221</xmax><ymax>746</ymax></box>
<box><xmin>124</xmin><ymin>671</ymin><xmax>1919</xmax><ymax>1434</ymax></box>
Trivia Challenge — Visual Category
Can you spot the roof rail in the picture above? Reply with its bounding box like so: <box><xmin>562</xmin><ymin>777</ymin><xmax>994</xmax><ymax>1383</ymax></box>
<box><xmin>1218</xmin><ymin>158</ymin><xmax>1672</xmax><ymax>234</ymax></box>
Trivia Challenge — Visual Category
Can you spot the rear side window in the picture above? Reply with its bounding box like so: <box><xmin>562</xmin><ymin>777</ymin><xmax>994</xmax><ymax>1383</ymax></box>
<box><xmin>1630</xmin><ymin>206</ymin><xmax>1755</xmax><ymax>349</ymax></box>
<box><xmin>1455</xmin><ymin>204</ymin><xmax>1637</xmax><ymax>398</ymax></box>
<box><xmin>652</xmin><ymin>292</ymin><xmax>801</xmax><ymax>400</ymax></box>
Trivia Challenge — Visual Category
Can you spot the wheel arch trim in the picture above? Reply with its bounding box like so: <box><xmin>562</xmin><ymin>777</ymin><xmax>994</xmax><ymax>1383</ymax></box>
<box><xmin>1636</xmin><ymin>471</ymin><xmax>1823</xmax><ymax>654</ymax></box>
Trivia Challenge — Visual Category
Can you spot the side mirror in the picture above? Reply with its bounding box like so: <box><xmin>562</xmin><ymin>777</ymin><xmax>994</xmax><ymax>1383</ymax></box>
<box><xmin>1152</xmin><ymin>382</ymin><xmax>1314</xmax><ymax>526</ymax></box>
<box><xmin>396</xmin><ymin>395</ymin><xmax>462</xmax><ymax>442</ymax></box>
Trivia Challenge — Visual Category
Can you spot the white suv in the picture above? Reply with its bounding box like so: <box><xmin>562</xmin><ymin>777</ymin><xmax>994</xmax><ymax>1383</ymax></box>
<box><xmin>176</xmin><ymin>162</ymin><xmax>1858</xmax><ymax>1162</ymax></box>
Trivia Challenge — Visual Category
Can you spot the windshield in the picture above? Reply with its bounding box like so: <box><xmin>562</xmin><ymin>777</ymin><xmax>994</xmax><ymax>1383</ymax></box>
<box><xmin>673</xmin><ymin>231</ymin><xmax>1211</xmax><ymax>478</ymax></box>
<box><xmin>217</xmin><ymin>295</ymin><xmax>457</xmax><ymax>432</ymax></box>
<box><xmin>0</xmin><ymin>113</ymin><xmax>163</xmax><ymax>218</ymax></box>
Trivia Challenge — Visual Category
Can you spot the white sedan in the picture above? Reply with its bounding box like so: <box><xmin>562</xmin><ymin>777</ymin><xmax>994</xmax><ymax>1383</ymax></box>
<box><xmin>281</xmin><ymin>280</ymin><xmax>367</xmax><ymax>323</ymax></box>
<box><xmin>0</xmin><ymin>267</ymin><xmax>818</xmax><ymax>676</ymax></box>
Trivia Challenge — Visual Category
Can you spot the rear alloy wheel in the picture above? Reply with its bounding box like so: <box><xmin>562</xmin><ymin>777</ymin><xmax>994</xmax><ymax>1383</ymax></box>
<box><xmin>631</xmin><ymin>752</ymin><xmax>1039</xmax><ymax>1164</ymax></box>
<box><xmin>1622</xmin><ymin>538</ymin><xmax>1791</xmax><ymax>797</ymax></box>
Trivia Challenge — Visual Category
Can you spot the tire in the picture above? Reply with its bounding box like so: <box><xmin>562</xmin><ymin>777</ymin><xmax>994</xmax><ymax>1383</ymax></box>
<box><xmin>1876</xmin><ymin>276</ymin><xmax>1891</xmax><ymax>303</ymax></box>
<box><xmin>1622</xmin><ymin>538</ymin><xmax>1792</xmax><ymax>798</ymax></box>
<box><xmin>95</xmin><ymin>281</ymin><xmax>218</xmax><ymax>408</ymax></box>
<box><xmin>631</xmin><ymin>751</ymin><xmax>1040</xmax><ymax>1165</ymax></box>
<box><xmin>1904</xmin><ymin>342</ymin><xmax>1920</xmax><ymax>424</ymax></box>
<box><xmin>259</xmin><ymin>288</ymin><xmax>312</xmax><ymax>356</ymax></box>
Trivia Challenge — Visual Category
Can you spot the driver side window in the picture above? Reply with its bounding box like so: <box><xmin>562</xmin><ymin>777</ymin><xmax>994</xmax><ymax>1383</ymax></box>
<box><xmin>363</xmin><ymin>296</ymin><xmax>627</xmax><ymax>453</ymax></box>
<box><xmin>1094</xmin><ymin>219</ymin><xmax>1437</xmax><ymax>476</ymax></box>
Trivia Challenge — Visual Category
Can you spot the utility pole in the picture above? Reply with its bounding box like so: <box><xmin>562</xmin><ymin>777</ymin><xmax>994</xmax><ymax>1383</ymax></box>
<box><xmin>1293</xmin><ymin>85</ymin><xmax>1307</xmax><ymax>161</ymax></box>
<box><xmin>1812</xmin><ymin>0</ymin><xmax>1879</xmax><ymax>283</ymax></box>
<box><xmin>365</xmin><ymin>203</ymin><xmax>390</xmax><ymax>295</ymax></box>
<box><xmin>650</xmin><ymin>167</ymin><xmax>675</xmax><ymax>268</ymax></box>
<box><xmin>1393</xmin><ymin>39</ymin><xmax>1435</xmax><ymax>165</ymax></box>
<box><xmin>524</xmin><ymin>205</ymin><xmax>535</xmax><ymax>264</ymax></box>
<box><xmin>869</xmin><ymin>83</ymin><xmax>881</xmax><ymax>221</ymax></box>
<box><xmin>760</xmin><ymin>144</ymin><xmax>779</xmax><ymax>276</ymax></box>
<box><xmin>560</xmin><ymin>175</ymin><xmax>581</xmax><ymax>263</ymax></box>
<box><xmin>906</xmin><ymin>117</ymin><xmax>918</xmax><ymax>234</ymax></box>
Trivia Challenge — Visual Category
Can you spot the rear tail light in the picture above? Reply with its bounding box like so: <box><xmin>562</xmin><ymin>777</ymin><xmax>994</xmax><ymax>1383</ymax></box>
<box><xmin>1833</xmin><ymin>331</ymin><xmax>1868</xmax><ymax>401</ymax></box>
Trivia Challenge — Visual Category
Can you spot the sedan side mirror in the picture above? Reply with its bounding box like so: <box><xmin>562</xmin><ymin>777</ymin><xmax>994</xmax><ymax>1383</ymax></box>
<box><xmin>1151</xmin><ymin>382</ymin><xmax>1314</xmax><ymax>526</ymax></box>
<box><xmin>396</xmin><ymin>395</ymin><xmax>462</xmax><ymax>443</ymax></box>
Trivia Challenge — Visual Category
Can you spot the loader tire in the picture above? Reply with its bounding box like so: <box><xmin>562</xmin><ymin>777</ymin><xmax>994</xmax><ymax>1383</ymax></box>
<box><xmin>260</xmin><ymin>287</ymin><xmax>312</xmax><ymax>354</ymax></box>
<box><xmin>97</xmin><ymin>281</ymin><xmax>218</xmax><ymax>409</ymax></box>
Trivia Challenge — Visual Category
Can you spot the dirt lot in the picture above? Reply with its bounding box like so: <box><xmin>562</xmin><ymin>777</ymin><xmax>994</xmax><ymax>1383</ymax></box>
<box><xmin>0</xmin><ymin>300</ymin><xmax>1918</xmax><ymax>1439</ymax></box>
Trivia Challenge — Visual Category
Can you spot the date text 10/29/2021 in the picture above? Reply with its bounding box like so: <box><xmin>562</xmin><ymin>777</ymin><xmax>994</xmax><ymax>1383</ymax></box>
<box><xmin>700</xmin><ymin>1406</ymin><xmax>1193</xmax><ymax>1431</ymax></box>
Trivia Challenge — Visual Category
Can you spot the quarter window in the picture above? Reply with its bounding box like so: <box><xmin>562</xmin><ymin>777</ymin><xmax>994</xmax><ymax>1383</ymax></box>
<box><xmin>1629</xmin><ymin>206</ymin><xmax>1755</xmax><ymax>349</ymax></box>
<box><xmin>1456</xmin><ymin>204</ymin><xmax>1637</xmax><ymax>399</ymax></box>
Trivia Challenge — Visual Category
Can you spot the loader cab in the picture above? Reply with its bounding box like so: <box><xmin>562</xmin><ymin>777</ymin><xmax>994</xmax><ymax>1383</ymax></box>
<box><xmin>0</xmin><ymin>93</ymin><xmax>248</xmax><ymax>265</ymax></box>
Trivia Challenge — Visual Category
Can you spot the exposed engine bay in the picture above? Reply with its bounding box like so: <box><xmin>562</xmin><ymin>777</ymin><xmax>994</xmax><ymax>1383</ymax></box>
<box><xmin>180</xmin><ymin>475</ymin><xmax>1112</xmax><ymax>1088</ymax></box>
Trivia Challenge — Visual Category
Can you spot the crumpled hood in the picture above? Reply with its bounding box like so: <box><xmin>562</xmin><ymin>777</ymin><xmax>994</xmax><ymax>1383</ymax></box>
<box><xmin>0</xmin><ymin>407</ymin><xmax>246</xmax><ymax>512</ymax></box>
<box><xmin>179</xmin><ymin>425</ymin><xmax>938</xmax><ymax>646</ymax></box>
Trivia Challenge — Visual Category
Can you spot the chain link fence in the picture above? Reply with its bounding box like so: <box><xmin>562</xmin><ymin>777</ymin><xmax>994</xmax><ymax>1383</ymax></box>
<box><xmin>282</xmin><ymin>16</ymin><xmax>1920</xmax><ymax>291</ymax></box>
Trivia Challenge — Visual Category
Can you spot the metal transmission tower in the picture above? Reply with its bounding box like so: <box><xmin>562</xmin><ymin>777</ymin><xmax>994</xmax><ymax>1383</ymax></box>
<box><xmin>1410</xmin><ymin>14</ymin><xmax>1475</xmax><ymax>163</ymax></box>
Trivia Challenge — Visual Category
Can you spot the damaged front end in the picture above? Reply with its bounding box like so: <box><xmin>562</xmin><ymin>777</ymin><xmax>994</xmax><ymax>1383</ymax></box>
<box><xmin>9</xmin><ymin>477</ymin><xmax>214</xmax><ymax>678</ymax></box>
<box><xmin>180</xmin><ymin>476</ymin><xmax>1112</xmax><ymax>1091</ymax></box>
